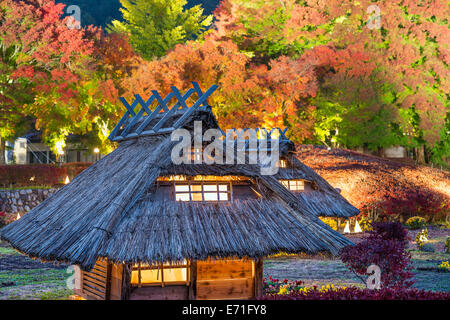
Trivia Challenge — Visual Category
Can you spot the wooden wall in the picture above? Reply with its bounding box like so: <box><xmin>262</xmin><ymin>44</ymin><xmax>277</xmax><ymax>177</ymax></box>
<box><xmin>73</xmin><ymin>257</ymin><xmax>264</xmax><ymax>300</ymax></box>
<box><xmin>73</xmin><ymin>258</ymin><xmax>123</xmax><ymax>300</ymax></box>
<box><xmin>196</xmin><ymin>258</ymin><xmax>261</xmax><ymax>300</ymax></box>
<box><xmin>129</xmin><ymin>286</ymin><xmax>189</xmax><ymax>300</ymax></box>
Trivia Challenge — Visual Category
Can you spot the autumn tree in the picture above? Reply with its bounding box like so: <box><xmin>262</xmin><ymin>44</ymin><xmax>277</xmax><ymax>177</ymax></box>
<box><xmin>0</xmin><ymin>41</ymin><xmax>34</xmax><ymax>164</ymax></box>
<box><xmin>108</xmin><ymin>0</ymin><xmax>213</xmax><ymax>60</ymax></box>
<box><xmin>0</xmin><ymin>0</ymin><xmax>119</xmax><ymax>157</ymax></box>
<box><xmin>213</xmin><ymin>0</ymin><xmax>449</xmax><ymax>164</ymax></box>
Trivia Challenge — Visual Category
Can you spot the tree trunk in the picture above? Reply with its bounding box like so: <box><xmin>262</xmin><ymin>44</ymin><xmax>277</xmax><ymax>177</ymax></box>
<box><xmin>0</xmin><ymin>137</ymin><xmax>6</xmax><ymax>165</ymax></box>
<box><xmin>416</xmin><ymin>145</ymin><xmax>425</xmax><ymax>164</ymax></box>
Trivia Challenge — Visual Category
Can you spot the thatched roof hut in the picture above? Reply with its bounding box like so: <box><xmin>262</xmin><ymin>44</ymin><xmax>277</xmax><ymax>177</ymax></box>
<box><xmin>0</xmin><ymin>83</ymin><xmax>356</xmax><ymax>300</ymax></box>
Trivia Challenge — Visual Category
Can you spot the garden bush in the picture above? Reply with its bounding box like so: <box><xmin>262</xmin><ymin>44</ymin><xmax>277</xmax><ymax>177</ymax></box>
<box><xmin>259</xmin><ymin>286</ymin><xmax>450</xmax><ymax>300</ymax></box>
<box><xmin>406</xmin><ymin>216</ymin><xmax>426</xmax><ymax>230</ymax></box>
<box><xmin>379</xmin><ymin>190</ymin><xmax>448</xmax><ymax>223</ymax></box>
<box><xmin>372</xmin><ymin>221</ymin><xmax>408</xmax><ymax>243</ymax></box>
<box><xmin>340</xmin><ymin>222</ymin><xmax>413</xmax><ymax>288</ymax></box>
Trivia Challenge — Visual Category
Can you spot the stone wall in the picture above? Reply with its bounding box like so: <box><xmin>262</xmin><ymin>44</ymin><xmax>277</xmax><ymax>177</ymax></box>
<box><xmin>0</xmin><ymin>188</ymin><xmax>59</xmax><ymax>214</ymax></box>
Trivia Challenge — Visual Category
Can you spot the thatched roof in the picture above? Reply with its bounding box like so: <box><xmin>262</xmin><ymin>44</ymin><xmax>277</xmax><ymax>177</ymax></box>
<box><xmin>1</xmin><ymin>86</ymin><xmax>355</xmax><ymax>270</ymax></box>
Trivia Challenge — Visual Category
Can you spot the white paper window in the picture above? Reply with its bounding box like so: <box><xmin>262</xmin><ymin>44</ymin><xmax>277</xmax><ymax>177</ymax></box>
<box><xmin>174</xmin><ymin>182</ymin><xmax>231</xmax><ymax>202</ymax></box>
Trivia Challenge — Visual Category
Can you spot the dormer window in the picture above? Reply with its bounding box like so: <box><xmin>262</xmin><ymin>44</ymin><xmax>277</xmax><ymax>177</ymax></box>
<box><xmin>279</xmin><ymin>179</ymin><xmax>305</xmax><ymax>192</ymax></box>
<box><xmin>174</xmin><ymin>181</ymin><xmax>232</xmax><ymax>202</ymax></box>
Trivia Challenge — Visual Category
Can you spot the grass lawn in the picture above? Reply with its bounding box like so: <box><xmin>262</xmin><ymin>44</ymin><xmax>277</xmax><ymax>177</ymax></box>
<box><xmin>0</xmin><ymin>241</ymin><xmax>71</xmax><ymax>300</ymax></box>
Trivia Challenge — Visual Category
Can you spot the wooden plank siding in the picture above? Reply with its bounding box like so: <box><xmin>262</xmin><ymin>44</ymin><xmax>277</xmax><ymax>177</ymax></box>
<box><xmin>74</xmin><ymin>258</ymin><xmax>113</xmax><ymax>300</ymax></box>
<box><xmin>196</xmin><ymin>259</ymin><xmax>256</xmax><ymax>300</ymax></box>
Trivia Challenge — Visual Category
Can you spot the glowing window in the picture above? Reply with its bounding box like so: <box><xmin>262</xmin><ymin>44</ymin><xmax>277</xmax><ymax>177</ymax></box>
<box><xmin>174</xmin><ymin>182</ymin><xmax>231</xmax><ymax>202</ymax></box>
<box><xmin>278</xmin><ymin>159</ymin><xmax>287</xmax><ymax>168</ymax></box>
<box><xmin>131</xmin><ymin>261</ymin><xmax>189</xmax><ymax>287</ymax></box>
<box><xmin>279</xmin><ymin>179</ymin><xmax>305</xmax><ymax>192</ymax></box>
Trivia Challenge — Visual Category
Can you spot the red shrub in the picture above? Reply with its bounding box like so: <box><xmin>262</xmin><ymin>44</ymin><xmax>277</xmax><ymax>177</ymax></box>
<box><xmin>61</xmin><ymin>162</ymin><xmax>91</xmax><ymax>178</ymax></box>
<box><xmin>370</xmin><ymin>221</ymin><xmax>409</xmax><ymax>243</ymax></box>
<box><xmin>380</xmin><ymin>189</ymin><xmax>446</xmax><ymax>220</ymax></box>
<box><xmin>340</xmin><ymin>222</ymin><xmax>414</xmax><ymax>289</ymax></box>
<box><xmin>0</xmin><ymin>164</ymin><xmax>67</xmax><ymax>187</ymax></box>
<box><xmin>259</xmin><ymin>287</ymin><xmax>450</xmax><ymax>300</ymax></box>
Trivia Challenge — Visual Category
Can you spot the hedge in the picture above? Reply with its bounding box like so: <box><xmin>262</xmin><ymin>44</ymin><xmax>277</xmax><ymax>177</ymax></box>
<box><xmin>0</xmin><ymin>162</ymin><xmax>92</xmax><ymax>187</ymax></box>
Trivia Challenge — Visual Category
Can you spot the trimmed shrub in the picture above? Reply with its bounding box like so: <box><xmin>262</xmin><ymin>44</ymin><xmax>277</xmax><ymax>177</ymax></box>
<box><xmin>259</xmin><ymin>286</ymin><xmax>450</xmax><ymax>300</ymax></box>
<box><xmin>61</xmin><ymin>162</ymin><xmax>92</xmax><ymax>179</ymax></box>
<box><xmin>0</xmin><ymin>163</ymin><xmax>91</xmax><ymax>187</ymax></box>
<box><xmin>0</xmin><ymin>164</ymin><xmax>66</xmax><ymax>187</ymax></box>
<box><xmin>406</xmin><ymin>216</ymin><xmax>426</xmax><ymax>230</ymax></box>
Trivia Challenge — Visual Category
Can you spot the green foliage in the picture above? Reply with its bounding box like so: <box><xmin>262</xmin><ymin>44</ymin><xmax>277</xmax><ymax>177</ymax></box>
<box><xmin>108</xmin><ymin>0</ymin><xmax>212</xmax><ymax>60</ymax></box>
<box><xmin>406</xmin><ymin>216</ymin><xmax>426</xmax><ymax>230</ymax></box>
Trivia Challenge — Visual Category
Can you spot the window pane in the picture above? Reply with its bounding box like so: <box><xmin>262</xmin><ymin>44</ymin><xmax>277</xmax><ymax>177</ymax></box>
<box><xmin>190</xmin><ymin>185</ymin><xmax>202</xmax><ymax>192</ymax></box>
<box><xmin>279</xmin><ymin>180</ymin><xmax>289</xmax><ymax>188</ymax></box>
<box><xmin>176</xmin><ymin>193</ymin><xmax>190</xmax><ymax>201</ymax></box>
<box><xmin>218</xmin><ymin>185</ymin><xmax>228</xmax><ymax>191</ymax></box>
<box><xmin>204</xmin><ymin>193</ymin><xmax>218</xmax><ymax>201</ymax></box>
<box><xmin>203</xmin><ymin>185</ymin><xmax>217</xmax><ymax>192</ymax></box>
<box><xmin>219</xmin><ymin>193</ymin><xmax>228</xmax><ymax>201</ymax></box>
<box><xmin>163</xmin><ymin>268</ymin><xmax>187</xmax><ymax>282</ymax></box>
<box><xmin>175</xmin><ymin>185</ymin><xmax>189</xmax><ymax>192</ymax></box>
<box><xmin>131</xmin><ymin>269</ymin><xmax>161</xmax><ymax>285</ymax></box>
<box><xmin>191</xmin><ymin>193</ymin><xmax>203</xmax><ymax>201</ymax></box>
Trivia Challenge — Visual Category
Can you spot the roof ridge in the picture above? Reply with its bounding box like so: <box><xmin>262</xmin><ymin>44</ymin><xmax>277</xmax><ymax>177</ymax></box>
<box><xmin>109</xmin><ymin>82</ymin><xmax>218</xmax><ymax>142</ymax></box>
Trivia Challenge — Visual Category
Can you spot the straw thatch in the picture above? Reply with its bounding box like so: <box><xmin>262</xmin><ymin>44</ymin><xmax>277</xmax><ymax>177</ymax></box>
<box><xmin>1</xmin><ymin>108</ymin><xmax>354</xmax><ymax>271</ymax></box>
<box><xmin>275</xmin><ymin>156</ymin><xmax>359</xmax><ymax>218</ymax></box>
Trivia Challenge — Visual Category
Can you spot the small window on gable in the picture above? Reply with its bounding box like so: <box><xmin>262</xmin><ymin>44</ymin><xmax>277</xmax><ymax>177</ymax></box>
<box><xmin>174</xmin><ymin>181</ymin><xmax>232</xmax><ymax>202</ymax></box>
<box><xmin>278</xmin><ymin>159</ymin><xmax>287</xmax><ymax>168</ymax></box>
<box><xmin>279</xmin><ymin>179</ymin><xmax>305</xmax><ymax>192</ymax></box>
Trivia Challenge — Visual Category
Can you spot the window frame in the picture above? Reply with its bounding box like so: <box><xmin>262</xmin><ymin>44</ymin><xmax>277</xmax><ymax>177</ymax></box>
<box><xmin>131</xmin><ymin>261</ymin><xmax>191</xmax><ymax>288</ymax></box>
<box><xmin>279</xmin><ymin>179</ymin><xmax>306</xmax><ymax>192</ymax></box>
